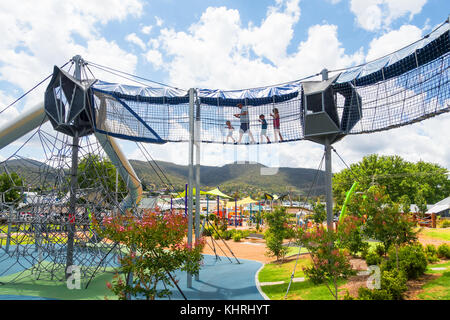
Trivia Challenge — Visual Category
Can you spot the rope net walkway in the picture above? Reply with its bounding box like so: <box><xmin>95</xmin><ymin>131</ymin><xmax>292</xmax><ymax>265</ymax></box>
<box><xmin>86</xmin><ymin>19</ymin><xmax>449</xmax><ymax>145</ymax></box>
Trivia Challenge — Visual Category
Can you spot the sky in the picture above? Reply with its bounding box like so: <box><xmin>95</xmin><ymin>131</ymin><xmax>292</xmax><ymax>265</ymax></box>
<box><xmin>0</xmin><ymin>0</ymin><xmax>449</xmax><ymax>173</ymax></box>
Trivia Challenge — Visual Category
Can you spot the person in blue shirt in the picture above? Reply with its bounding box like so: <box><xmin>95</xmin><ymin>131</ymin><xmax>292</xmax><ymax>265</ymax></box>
<box><xmin>258</xmin><ymin>114</ymin><xmax>270</xmax><ymax>143</ymax></box>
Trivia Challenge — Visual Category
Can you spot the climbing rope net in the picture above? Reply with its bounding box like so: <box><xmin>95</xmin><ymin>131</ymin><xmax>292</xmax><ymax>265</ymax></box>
<box><xmin>84</xmin><ymin>20</ymin><xmax>449</xmax><ymax>145</ymax></box>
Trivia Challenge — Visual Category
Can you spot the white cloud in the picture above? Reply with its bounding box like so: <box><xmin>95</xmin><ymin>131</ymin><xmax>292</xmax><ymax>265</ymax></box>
<box><xmin>141</xmin><ymin>25</ymin><xmax>153</xmax><ymax>35</ymax></box>
<box><xmin>155</xmin><ymin>16</ymin><xmax>164</xmax><ymax>27</ymax></box>
<box><xmin>0</xmin><ymin>1</ymin><xmax>141</xmax><ymax>94</ymax></box>
<box><xmin>350</xmin><ymin>0</ymin><xmax>428</xmax><ymax>31</ymax></box>
<box><xmin>144</xmin><ymin>50</ymin><xmax>163</xmax><ymax>69</ymax></box>
<box><xmin>125</xmin><ymin>33</ymin><xmax>147</xmax><ymax>50</ymax></box>
<box><xmin>153</xmin><ymin>3</ymin><xmax>363</xmax><ymax>89</ymax></box>
<box><xmin>366</xmin><ymin>25</ymin><xmax>423</xmax><ymax>61</ymax></box>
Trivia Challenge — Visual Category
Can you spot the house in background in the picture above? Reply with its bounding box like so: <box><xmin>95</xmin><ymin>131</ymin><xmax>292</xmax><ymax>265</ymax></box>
<box><xmin>426</xmin><ymin>196</ymin><xmax>450</xmax><ymax>218</ymax></box>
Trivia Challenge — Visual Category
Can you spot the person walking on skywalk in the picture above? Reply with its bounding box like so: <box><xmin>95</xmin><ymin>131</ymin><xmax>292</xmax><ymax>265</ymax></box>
<box><xmin>234</xmin><ymin>103</ymin><xmax>255</xmax><ymax>144</ymax></box>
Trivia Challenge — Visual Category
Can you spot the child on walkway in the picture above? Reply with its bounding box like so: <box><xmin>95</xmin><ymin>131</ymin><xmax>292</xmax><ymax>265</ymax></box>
<box><xmin>258</xmin><ymin>114</ymin><xmax>270</xmax><ymax>143</ymax></box>
<box><xmin>234</xmin><ymin>103</ymin><xmax>255</xmax><ymax>144</ymax></box>
<box><xmin>225</xmin><ymin>120</ymin><xmax>236</xmax><ymax>143</ymax></box>
<box><xmin>270</xmin><ymin>108</ymin><xmax>283</xmax><ymax>142</ymax></box>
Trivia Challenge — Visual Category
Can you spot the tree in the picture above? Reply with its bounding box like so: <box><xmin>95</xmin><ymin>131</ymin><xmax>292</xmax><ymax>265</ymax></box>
<box><xmin>94</xmin><ymin>211</ymin><xmax>204</xmax><ymax>300</ymax></box>
<box><xmin>264</xmin><ymin>206</ymin><xmax>289</xmax><ymax>262</ymax></box>
<box><xmin>333</xmin><ymin>154</ymin><xmax>450</xmax><ymax>209</ymax></box>
<box><xmin>311</xmin><ymin>199</ymin><xmax>326</xmax><ymax>225</ymax></box>
<box><xmin>296</xmin><ymin>226</ymin><xmax>355</xmax><ymax>300</ymax></box>
<box><xmin>347</xmin><ymin>185</ymin><xmax>417</xmax><ymax>267</ymax></box>
<box><xmin>0</xmin><ymin>172</ymin><xmax>24</xmax><ymax>204</ymax></box>
<box><xmin>77</xmin><ymin>154</ymin><xmax>127</xmax><ymax>203</ymax></box>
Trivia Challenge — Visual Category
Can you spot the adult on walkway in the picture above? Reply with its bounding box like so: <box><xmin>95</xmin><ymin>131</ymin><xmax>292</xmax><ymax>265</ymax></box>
<box><xmin>234</xmin><ymin>103</ymin><xmax>255</xmax><ymax>144</ymax></box>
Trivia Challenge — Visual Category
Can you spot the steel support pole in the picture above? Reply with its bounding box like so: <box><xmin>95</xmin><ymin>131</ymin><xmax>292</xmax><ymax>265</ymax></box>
<box><xmin>66</xmin><ymin>131</ymin><xmax>79</xmax><ymax>279</ymax></box>
<box><xmin>66</xmin><ymin>56</ymin><xmax>82</xmax><ymax>279</ymax></box>
<box><xmin>194</xmin><ymin>90</ymin><xmax>201</xmax><ymax>281</ymax></box>
<box><xmin>187</xmin><ymin>88</ymin><xmax>195</xmax><ymax>288</ymax></box>
<box><xmin>324</xmin><ymin>138</ymin><xmax>333</xmax><ymax>231</ymax></box>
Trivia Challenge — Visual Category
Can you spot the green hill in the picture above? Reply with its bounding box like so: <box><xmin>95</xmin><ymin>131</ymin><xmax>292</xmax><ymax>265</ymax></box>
<box><xmin>1</xmin><ymin>158</ymin><xmax>325</xmax><ymax>198</ymax></box>
<box><xmin>129</xmin><ymin>160</ymin><xmax>325</xmax><ymax>197</ymax></box>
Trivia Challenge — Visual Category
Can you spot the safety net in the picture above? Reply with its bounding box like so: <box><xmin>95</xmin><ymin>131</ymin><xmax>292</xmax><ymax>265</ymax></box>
<box><xmin>88</xmin><ymin>19</ymin><xmax>449</xmax><ymax>145</ymax></box>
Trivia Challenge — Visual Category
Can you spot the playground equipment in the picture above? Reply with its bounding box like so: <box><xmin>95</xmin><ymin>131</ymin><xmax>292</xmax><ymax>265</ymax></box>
<box><xmin>0</xmin><ymin>17</ymin><xmax>449</xmax><ymax>292</ymax></box>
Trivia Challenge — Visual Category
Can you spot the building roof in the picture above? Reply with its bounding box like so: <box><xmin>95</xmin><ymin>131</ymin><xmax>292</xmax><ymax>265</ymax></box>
<box><xmin>427</xmin><ymin>196</ymin><xmax>450</xmax><ymax>214</ymax></box>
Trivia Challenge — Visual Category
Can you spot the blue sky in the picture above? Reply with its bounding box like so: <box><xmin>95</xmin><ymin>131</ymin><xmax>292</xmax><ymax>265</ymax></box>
<box><xmin>0</xmin><ymin>0</ymin><xmax>449</xmax><ymax>173</ymax></box>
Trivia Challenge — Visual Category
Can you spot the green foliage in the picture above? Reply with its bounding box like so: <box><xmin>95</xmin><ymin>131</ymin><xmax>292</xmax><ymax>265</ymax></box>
<box><xmin>232</xmin><ymin>233</ymin><xmax>242</xmax><ymax>242</ymax></box>
<box><xmin>94</xmin><ymin>212</ymin><xmax>204</xmax><ymax>300</ymax></box>
<box><xmin>357</xmin><ymin>269</ymin><xmax>407</xmax><ymax>300</ymax></box>
<box><xmin>332</xmin><ymin>154</ymin><xmax>450</xmax><ymax>206</ymax></box>
<box><xmin>0</xmin><ymin>172</ymin><xmax>24</xmax><ymax>203</ymax></box>
<box><xmin>264</xmin><ymin>207</ymin><xmax>290</xmax><ymax>261</ymax></box>
<box><xmin>296</xmin><ymin>226</ymin><xmax>355</xmax><ymax>300</ymax></box>
<box><xmin>383</xmin><ymin>244</ymin><xmax>428</xmax><ymax>280</ymax></box>
<box><xmin>424</xmin><ymin>244</ymin><xmax>439</xmax><ymax>263</ymax></box>
<box><xmin>311</xmin><ymin>199</ymin><xmax>326</xmax><ymax>224</ymax></box>
<box><xmin>357</xmin><ymin>287</ymin><xmax>393</xmax><ymax>300</ymax></box>
<box><xmin>440</xmin><ymin>220</ymin><xmax>450</xmax><ymax>228</ymax></box>
<box><xmin>365</xmin><ymin>250</ymin><xmax>382</xmax><ymax>266</ymax></box>
<box><xmin>347</xmin><ymin>185</ymin><xmax>417</xmax><ymax>252</ymax></box>
<box><xmin>375</xmin><ymin>243</ymin><xmax>386</xmax><ymax>257</ymax></box>
<box><xmin>437</xmin><ymin>243</ymin><xmax>450</xmax><ymax>259</ymax></box>
<box><xmin>336</xmin><ymin>215</ymin><xmax>368</xmax><ymax>256</ymax></box>
<box><xmin>380</xmin><ymin>269</ymin><xmax>408</xmax><ymax>300</ymax></box>
<box><xmin>78</xmin><ymin>154</ymin><xmax>127</xmax><ymax>203</ymax></box>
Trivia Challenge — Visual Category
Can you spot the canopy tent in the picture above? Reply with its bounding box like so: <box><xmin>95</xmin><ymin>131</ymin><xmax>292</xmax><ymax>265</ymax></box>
<box><xmin>205</xmin><ymin>188</ymin><xmax>232</xmax><ymax>199</ymax></box>
<box><xmin>173</xmin><ymin>188</ymin><xmax>209</xmax><ymax>199</ymax></box>
<box><xmin>226</xmin><ymin>196</ymin><xmax>258</xmax><ymax>208</ymax></box>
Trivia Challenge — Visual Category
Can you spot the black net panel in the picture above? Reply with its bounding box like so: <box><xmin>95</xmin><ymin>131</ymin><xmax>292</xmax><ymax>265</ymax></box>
<box><xmin>87</xmin><ymin>21</ymin><xmax>449</xmax><ymax>145</ymax></box>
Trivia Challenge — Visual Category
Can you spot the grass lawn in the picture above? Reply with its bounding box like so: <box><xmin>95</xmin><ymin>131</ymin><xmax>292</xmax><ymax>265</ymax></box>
<box><xmin>416</xmin><ymin>260</ymin><xmax>450</xmax><ymax>300</ymax></box>
<box><xmin>258</xmin><ymin>255</ymin><xmax>348</xmax><ymax>300</ymax></box>
<box><xmin>258</xmin><ymin>257</ymin><xmax>310</xmax><ymax>283</ymax></box>
<box><xmin>261</xmin><ymin>278</ymin><xmax>347</xmax><ymax>300</ymax></box>
<box><xmin>419</xmin><ymin>228</ymin><xmax>450</xmax><ymax>241</ymax></box>
<box><xmin>284</xmin><ymin>246</ymin><xmax>309</xmax><ymax>257</ymax></box>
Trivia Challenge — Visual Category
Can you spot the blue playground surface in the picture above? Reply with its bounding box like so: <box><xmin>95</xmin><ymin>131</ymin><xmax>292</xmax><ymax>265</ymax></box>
<box><xmin>0</xmin><ymin>248</ymin><xmax>264</xmax><ymax>300</ymax></box>
<box><xmin>154</xmin><ymin>254</ymin><xmax>264</xmax><ymax>300</ymax></box>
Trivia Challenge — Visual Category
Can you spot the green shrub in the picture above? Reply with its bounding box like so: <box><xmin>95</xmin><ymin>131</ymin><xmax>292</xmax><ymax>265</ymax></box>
<box><xmin>357</xmin><ymin>287</ymin><xmax>393</xmax><ymax>300</ymax></box>
<box><xmin>440</xmin><ymin>219</ymin><xmax>450</xmax><ymax>228</ymax></box>
<box><xmin>357</xmin><ymin>269</ymin><xmax>407</xmax><ymax>300</ymax></box>
<box><xmin>220</xmin><ymin>230</ymin><xmax>233</xmax><ymax>240</ymax></box>
<box><xmin>360</xmin><ymin>245</ymin><xmax>369</xmax><ymax>260</ymax></box>
<box><xmin>365</xmin><ymin>250</ymin><xmax>382</xmax><ymax>266</ymax></box>
<box><xmin>240</xmin><ymin>230</ymin><xmax>250</xmax><ymax>238</ymax></box>
<box><xmin>380</xmin><ymin>269</ymin><xmax>408</xmax><ymax>300</ymax></box>
<box><xmin>202</xmin><ymin>226</ymin><xmax>213</xmax><ymax>237</ymax></box>
<box><xmin>232</xmin><ymin>233</ymin><xmax>242</xmax><ymax>242</ymax></box>
<box><xmin>424</xmin><ymin>244</ymin><xmax>439</xmax><ymax>263</ymax></box>
<box><xmin>437</xmin><ymin>243</ymin><xmax>450</xmax><ymax>259</ymax></box>
<box><xmin>375</xmin><ymin>243</ymin><xmax>386</xmax><ymax>257</ymax></box>
<box><xmin>384</xmin><ymin>244</ymin><xmax>427</xmax><ymax>279</ymax></box>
